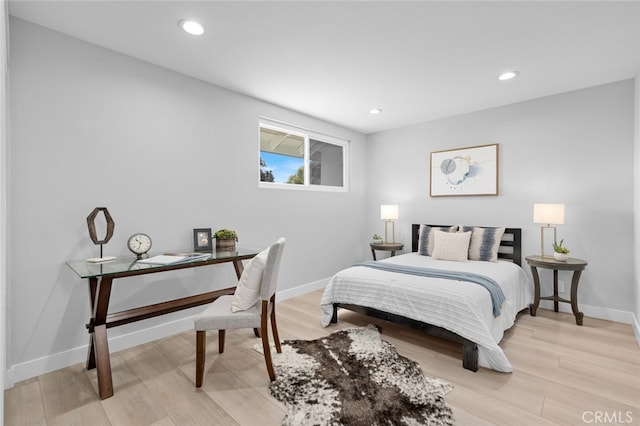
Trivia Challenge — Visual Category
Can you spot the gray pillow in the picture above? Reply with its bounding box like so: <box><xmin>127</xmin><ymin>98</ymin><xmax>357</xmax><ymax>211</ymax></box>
<box><xmin>417</xmin><ymin>224</ymin><xmax>458</xmax><ymax>256</ymax></box>
<box><xmin>460</xmin><ymin>226</ymin><xmax>505</xmax><ymax>262</ymax></box>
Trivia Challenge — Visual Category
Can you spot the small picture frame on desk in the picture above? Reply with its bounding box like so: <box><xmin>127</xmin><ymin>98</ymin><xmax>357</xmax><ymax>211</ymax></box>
<box><xmin>193</xmin><ymin>228</ymin><xmax>212</xmax><ymax>251</ymax></box>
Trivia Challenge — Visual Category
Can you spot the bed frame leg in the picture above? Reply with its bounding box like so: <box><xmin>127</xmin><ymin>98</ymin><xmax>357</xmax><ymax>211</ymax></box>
<box><xmin>331</xmin><ymin>304</ymin><xmax>338</xmax><ymax>323</ymax></box>
<box><xmin>462</xmin><ymin>341</ymin><xmax>478</xmax><ymax>372</ymax></box>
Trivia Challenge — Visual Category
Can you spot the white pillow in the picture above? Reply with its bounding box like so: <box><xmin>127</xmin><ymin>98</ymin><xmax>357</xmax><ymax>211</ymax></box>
<box><xmin>231</xmin><ymin>247</ymin><xmax>270</xmax><ymax>312</ymax></box>
<box><xmin>431</xmin><ymin>230</ymin><xmax>471</xmax><ymax>262</ymax></box>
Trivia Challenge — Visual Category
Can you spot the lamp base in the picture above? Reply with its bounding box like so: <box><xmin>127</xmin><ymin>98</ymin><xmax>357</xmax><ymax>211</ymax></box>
<box><xmin>540</xmin><ymin>225</ymin><xmax>557</xmax><ymax>259</ymax></box>
<box><xmin>384</xmin><ymin>220</ymin><xmax>395</xmax><ymax>244</ymax></box>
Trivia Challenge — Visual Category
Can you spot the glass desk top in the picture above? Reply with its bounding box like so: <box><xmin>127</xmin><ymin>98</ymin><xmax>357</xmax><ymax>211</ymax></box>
<box><xmin>67</xmin><ymin>247</ymin><xmax>260</xmax><ymax>279</ymax></box>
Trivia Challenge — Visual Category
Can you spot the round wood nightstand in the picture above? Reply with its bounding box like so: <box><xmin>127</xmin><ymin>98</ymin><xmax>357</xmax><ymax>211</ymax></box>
<box><xmin>369</xmin><ymin>242</ymin><xmax>404</xmax><ymax>261</ymax></box>
<box><xmin>525</xmin><ymin>255</ymin><xmax>588</xmax><ymax>325</ymax></box>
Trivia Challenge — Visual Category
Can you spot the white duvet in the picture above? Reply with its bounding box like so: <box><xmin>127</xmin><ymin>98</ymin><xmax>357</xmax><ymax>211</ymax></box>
<box><xmin>320</xmin><ymin>252</ymin><xmax>533</xmax><ymax>372</ymax></box>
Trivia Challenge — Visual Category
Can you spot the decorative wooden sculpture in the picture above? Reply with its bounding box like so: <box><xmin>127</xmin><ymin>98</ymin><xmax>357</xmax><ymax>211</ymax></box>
<box><xmin>86</xmin><ymin>207</ymin><xmax>115</xmax><ymax>259</ymax></box>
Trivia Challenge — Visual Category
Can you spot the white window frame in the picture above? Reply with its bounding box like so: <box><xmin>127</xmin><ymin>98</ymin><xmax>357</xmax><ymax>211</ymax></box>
<box><xmin>258</xmin><ymin>118</ymin><xmax>349</xmax><ymax>192</ymax></box>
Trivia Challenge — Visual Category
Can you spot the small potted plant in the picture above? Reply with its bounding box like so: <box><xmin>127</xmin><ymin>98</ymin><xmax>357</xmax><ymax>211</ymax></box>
<box><xmin>552</xmin><ymin>239</ymin><xmax>570</xmax><ymax>261</ymax></box>
<box><xmin>372</xmin><ymin>233</ymin><xmax>383</xmax><ymax>244</ymax></box>
<box><xmin>214</xmin><ymin>228</ymin><xmax>238</xmax><ymax>251</ymax></box>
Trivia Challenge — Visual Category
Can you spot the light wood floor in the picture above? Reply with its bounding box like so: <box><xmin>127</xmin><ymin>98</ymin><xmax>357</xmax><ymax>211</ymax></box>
<box><xmin>5</xmin><ymin>290</ymin><xmax>640</xmax><ymax>425</ymax></box>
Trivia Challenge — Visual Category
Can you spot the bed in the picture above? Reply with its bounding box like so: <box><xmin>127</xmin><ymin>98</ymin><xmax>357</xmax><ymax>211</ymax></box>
<box><xmin>320</xmin><ymin>224</ymin><xmax>533</xmax><ymax>372</ymax></box>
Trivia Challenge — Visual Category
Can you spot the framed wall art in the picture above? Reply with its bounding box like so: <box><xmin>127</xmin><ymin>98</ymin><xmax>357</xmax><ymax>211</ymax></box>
<box><xmin>193</xmin><ymin>228</ymin><xmax>213</xmax><ymax>251</ymax></box>
<box><xmin>430</xmin><ymin>143</ymin><xmax>499</xmax><ymax>197</ymax></box>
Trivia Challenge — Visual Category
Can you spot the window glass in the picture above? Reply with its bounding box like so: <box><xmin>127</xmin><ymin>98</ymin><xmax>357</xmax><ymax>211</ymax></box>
<box><xmin>309</xmin><ymin>139</ymin><xmax>343</xmax><ymax>187</ymax></box>
<box><xmin>260</xmin><ymin>127</ymin><xmax>305</xmax><ymax>184</ymax></box>
<box><xmin>259</xmin><ymin>120</ymin><xmax>348</xmax><ymax>192</ymax></box>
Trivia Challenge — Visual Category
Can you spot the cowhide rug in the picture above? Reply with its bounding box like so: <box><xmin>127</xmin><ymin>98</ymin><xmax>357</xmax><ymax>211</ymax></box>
<box><xmin>263</xmin><ymin>325</ymin><xmax>454</xmax><ymax>426</ymax></box>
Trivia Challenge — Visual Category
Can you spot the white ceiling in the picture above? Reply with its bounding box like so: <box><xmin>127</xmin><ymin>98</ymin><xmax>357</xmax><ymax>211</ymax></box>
<box><xmin>8</xmin><ymin>1</ymin><xmax>640</xmax><ymax>134</ymax></box>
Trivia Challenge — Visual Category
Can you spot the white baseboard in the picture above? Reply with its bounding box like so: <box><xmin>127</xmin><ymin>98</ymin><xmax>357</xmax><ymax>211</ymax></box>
<box><xmin>4</xmin><ymin>278</ymin><xmax>331</xmax><ymax>390</ymax></box>
<box><xmin>632</xmin><ymin>312</ymin><xmax>640</xmax><ymax>347</ymax></box>
<box><xmin>276</xmin><ymin>277</ymin><xmax>329</xmax><ymax>301</ymax></box>
<box><xmin>4</xmin><ymin>314</ymin><xmax>198</xmax><ymax>389</ymax></box>
<box><xmin>7</xmin><ymin>280</ymin><xmax>635</xmax><ymax>390</ymax></box>
<box><xmin>538</xmin><ymin>300</ymin><xmax>636</xmax><ymax>325</ymax></box>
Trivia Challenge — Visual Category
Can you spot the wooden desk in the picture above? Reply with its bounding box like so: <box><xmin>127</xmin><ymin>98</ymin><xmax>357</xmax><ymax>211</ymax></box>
<box><xmin>525</xmin><ymin>255</ymin><xmax>588</xmax><ymax>326</ymax></box>
<box><xmin>67</xmin><ymin>248</ymin><xmax>259</xmax><ymax>399</ymax></box>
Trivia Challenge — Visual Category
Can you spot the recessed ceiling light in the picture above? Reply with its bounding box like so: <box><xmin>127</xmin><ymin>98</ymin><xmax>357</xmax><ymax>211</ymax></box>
<box><xmin>179</xmin><ymin>19</ymin><xmax>204</xmax><ymax>36</ymax></box>
<box><xmin>498</xmin><ymin>71</ymin><xmax>519</xmax><ymax>81</ymax></box>
<box><xmin>369</xmin><ymin>108</ymin><xmax>382</xmax><ymax>115</ymax></box>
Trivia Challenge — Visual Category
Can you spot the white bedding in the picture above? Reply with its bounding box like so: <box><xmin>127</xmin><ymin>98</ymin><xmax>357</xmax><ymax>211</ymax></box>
<box><xmin>320</xmin><ymin>252</ymin><xmax>533</xmax><ymax>372</ymax></box>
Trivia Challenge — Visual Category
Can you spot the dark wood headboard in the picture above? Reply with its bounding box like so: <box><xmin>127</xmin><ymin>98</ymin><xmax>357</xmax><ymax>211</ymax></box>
<box><xmin>411</xmin><ymin>224</ymin><xmax>522</xmax><ymax>267</ymax></box>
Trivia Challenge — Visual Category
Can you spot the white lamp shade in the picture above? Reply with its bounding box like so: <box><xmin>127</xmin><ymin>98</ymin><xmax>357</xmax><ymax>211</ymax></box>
<box><xmin>533</xmin><ymin>203</ymin><xmax>565</xmax><ymax>225</ymax></box>
<box><xmin>380</xmin><ymin>204</ymin><xmax>399</xmax><ymax>220</ymax></box>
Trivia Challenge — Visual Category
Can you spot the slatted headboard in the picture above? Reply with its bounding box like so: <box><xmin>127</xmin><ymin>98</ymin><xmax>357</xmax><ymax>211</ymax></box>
<box><xmin>411</xmin><ymin>224</ymin><xmax>522</xmax><ymax>266</ymax></box>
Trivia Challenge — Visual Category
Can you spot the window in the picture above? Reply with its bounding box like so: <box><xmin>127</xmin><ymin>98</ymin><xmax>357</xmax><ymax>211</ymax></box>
<box><xmin>259</xmin><ymin>119</ymin><xmax>348</xmax><ymax>191</ymax></box>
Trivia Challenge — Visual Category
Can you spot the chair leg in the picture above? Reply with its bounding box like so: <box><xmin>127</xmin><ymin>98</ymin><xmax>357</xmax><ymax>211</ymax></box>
<box><xmin>218</xmin><ymin>329</ymin><xmax>226</xmax><ymax>354</ymax></box>
<box><xmin>196</xmin><ymin>330</ymin><xmax>205</xmax><ymax>388</ymax></box>
<box><xmin>261</xmin><ymin>317</ymin><xmax>276</xmax><ymax>381</ymax></box>
<box><xmin>271</xmin><ymin>304</ymin><xmax>282</xmax><ymax>354</ymax></box>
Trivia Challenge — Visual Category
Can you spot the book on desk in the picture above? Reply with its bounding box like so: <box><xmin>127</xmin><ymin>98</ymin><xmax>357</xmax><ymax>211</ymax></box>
<box><xmin>137</xmin><ymin>252</ymin><xmax>212</xmax><ymax>265</ymax></box>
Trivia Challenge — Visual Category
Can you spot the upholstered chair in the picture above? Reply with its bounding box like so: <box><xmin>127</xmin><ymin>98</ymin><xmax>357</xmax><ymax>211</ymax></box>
<box><xmin>194</xmin><ymin>237</ymin><xmax>285</xmax><ymax>387</ymax></box>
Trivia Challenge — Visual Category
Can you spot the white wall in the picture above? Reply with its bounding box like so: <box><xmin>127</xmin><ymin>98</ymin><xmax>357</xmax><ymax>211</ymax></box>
<box><xmin>634</xmin><ymin>69</ymin><xmax>640</xmax><ymax>343</ymax></box>
<box><xmin>367</xmin><ymin>80</ymin><xmax>636</xmax><ymax>320</ymax></box>
<box><xmin>1</xmin><ymin>0</ymin><xmax>8</xmax><ymax>419</ymax></box>
<box><xmin>6</xmin><ymin>18</ymin><xmax>367</xmax><ymax>386</ymax></box>
<box><xmin>6</xmin><ymin>15</ymin><xmax>638</xmax><ymax>390</ymax></box>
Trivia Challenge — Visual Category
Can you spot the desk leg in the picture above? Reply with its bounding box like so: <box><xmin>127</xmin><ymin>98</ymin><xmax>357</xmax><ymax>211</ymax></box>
<box><xmin>390</xmin><ymin>250</ymin><xmax>396</xmax><ymax>257</ymax></box>
<box><xmin>86</xmin><ymin>276</ymin><xmax>114</xmax><ymax>399</ymax></box>
<box><xmin>86</xmin><ymin>277</ymin><xmax>98</xmax><ymax>370</ymax></box>
<box><xmin>93</xmin><ymin>325</ymin><xmax>113</xmax><ymax>398</ymax></box>
<box><xmin>529</xmin><ymin>266</ymin><xmax>540</xmax><ymax>316</ymax></box>
<box><xmin>232</xmin><ymin>259</ymin><xmax>245</xmax><ymax>279</ymax></box>
<box><xmin>371</xmin><ymin>248</ymin><xmax>377</xmax><ymax>261</ymax></box>
<box><xmin>570</xmin><ymin>270</ymin><xmax>584</xmax><ymax>326</ymax></box>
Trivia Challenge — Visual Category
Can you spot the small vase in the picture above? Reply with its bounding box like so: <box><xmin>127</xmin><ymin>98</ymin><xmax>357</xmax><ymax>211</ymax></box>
<box><xmin>216</xmin><ymin>239</ymin><xmax>236</xmax><ymax>251</ymax></box>
<box><xmin>553</xmin><ymin>252</ymin><xmax>569</xmax><ymax>261</ymax></box>
<box><xmin>372</xmin><ymin>239</ymin><xmax>383</xmax><ymax>245</ymax></box>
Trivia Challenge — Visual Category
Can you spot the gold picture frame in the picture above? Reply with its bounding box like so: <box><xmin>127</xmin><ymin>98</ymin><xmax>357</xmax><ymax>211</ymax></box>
<box><xmin>430</xmin><ymin>143</ymin><xmax>499</xmax><ymax>197</ymax></box>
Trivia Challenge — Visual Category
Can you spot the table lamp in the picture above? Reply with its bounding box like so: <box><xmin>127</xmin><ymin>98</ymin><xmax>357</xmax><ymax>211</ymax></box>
<box><xmin>533</xmin><ymin>203</ymin><xmax>565</xmax><ymax>258</ymax></box>
<box><xmin>380</xmin><ymin>204</ymin><xmax>399</xmax><ymax>243</ymax></box>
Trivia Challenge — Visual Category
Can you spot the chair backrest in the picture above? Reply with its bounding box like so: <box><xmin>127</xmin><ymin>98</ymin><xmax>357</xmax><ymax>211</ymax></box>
<box><xmin>260</xmin><ymin>237</ymin><xmax>286</xmax><ymax>301</ymax></box>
